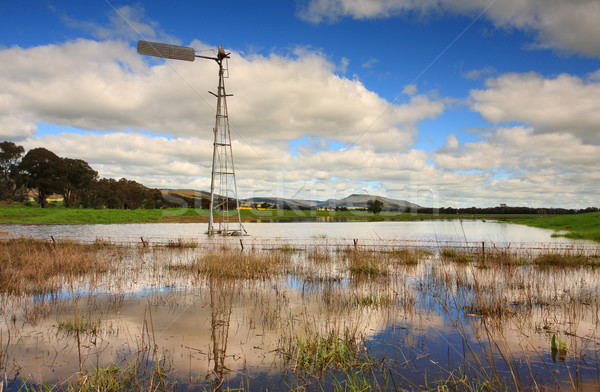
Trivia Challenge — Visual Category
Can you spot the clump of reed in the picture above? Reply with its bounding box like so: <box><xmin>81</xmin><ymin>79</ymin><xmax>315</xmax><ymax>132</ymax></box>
<box><xmin>166</xmin><ymin>247</ymin><xmax>291</xmax><ymax>279</ymax></box>
<box><xmin>307</xmin><ymin>245</ymin><xmax>332</xmax><ymax>263</ymax></box>
<box><xmin>345</xmin><ymin>249</ymin><xmax>389</xmax><ymax>276</ymax></box>
<box><xmin>163</xmin><ymin>238</ymin><xmax>199</xmax><ymax>248</ymax></box>
<box><xmin>384</xmin><ymin>248</ymin><xmax>430</xmax><ymax>265</ymax></box>
<box><xmin>57</xmin><ymin>316</ymin><xmax>102</xmax><ymax>336</ymax></box>
<box><xmin>18</xmin><ymin>358</ymin><xmax>173</xmax><ymax>392</ymax></box>
<box><xmin>281</xmin><ymin>328</ymin><xmax>375</xmax><ymax>377</ymax></box>
<box><xmin>440</xmin><ymin>248</ymin><xmax>475</xmax><ymax>263</ymax></box>
<box><xmin>533</xmin><ymin>253</ymin><xmax>600</xmax><ymax>267</ymax></box>
<box><xmin>0</xmin><ymin>238</ymin><xmax>113</xmax><ymax>294</ymax></box>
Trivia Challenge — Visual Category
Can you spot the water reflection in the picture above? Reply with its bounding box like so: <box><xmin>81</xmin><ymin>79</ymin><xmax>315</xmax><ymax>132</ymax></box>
<box><xmin>1</xmin><ymin>242</ymin><xmax>599</xmax><ymax>391</ymax></box>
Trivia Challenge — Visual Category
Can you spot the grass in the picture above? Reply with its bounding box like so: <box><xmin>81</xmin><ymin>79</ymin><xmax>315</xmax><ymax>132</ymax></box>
<box><xmin>3</xmin><ymin>238</ymin><xmax>600</xmax><ymax>391</ymax></box>
<box><xmin>57</xmin><ymin>316</ymin><xmax>101</xmax><ymax>336</ymax></box>
<box><xmin>0</xmin><ymin>204</ymin><xmax>543</xmax><ymax>225</ymax></box>
<box><xmin>166</xmin><ymin>248</ymin><xmax>291</xmax><ymax>279</ymax></box>
<box><xmin>0</xmin><ymin>238</ymin><xmax>114</xmax><ymax>294</ymax></box>
<box><xmin>509</xmin><ymin>212</ymin><xmax>600</xmax><ymax>242</ymax></box>
<box><xmin>533</xmin><ymin>252</ymin><xmax>600</xmax><ymax>267</ymax></box>
<box><xmin>440</xmin><ymin>248</ymin><xmax>475</xmax><ymax>263</ymax></box>
<box><xmin>345</xmin><ymin>249</ymin><xmax>389</xmax><ymax>276</ymax></box>
<box><xmin>281</xmin><ymin>328</ymin><xmax>374</xmax><ymax>376</ymax></box>
<box><xmin>18</xmin><ymin>359</ymin><xmax>173</xmax><ymax>392</ymax></box>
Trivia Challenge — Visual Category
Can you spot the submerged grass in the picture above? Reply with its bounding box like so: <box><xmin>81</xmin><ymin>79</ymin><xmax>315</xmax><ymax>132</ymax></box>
<box><xmin>166</xmin><ymin>247</ymin><xmax>291</xmax><ymax>279</ymax></box>
<box><xmin>440</xmin><ymin>248</ymin><xmax>475</xmax><ymax>263</ymax></box>
<box><xmin>282</xmin><ymin>328</ymin><xmax>374</xmax><ymax>377</ymax></box>
<box><xmin>533</xmin><ymin>252</ymin><xmax>600</xmax><ymax>267</ymax></box>
<box><xmin>3</xmin><ymin>237</ymin><xmax>600</xmax><ymax>391</ymax></box>
<box><xmin>19</xmin><ymin>359</ymin><xmax>173</xmax><ymax>392</ymax></box>
<box><xmin>57</xmin><ymin>316</ymin><xmax>101</xmax><ymax>336</ymax></box>
<box><xmin>0</xmin><ymin>238</ymin><xmax>114</xmax><ymax>294</ymax></box>
<box><xmin>345</xmin><ymin>249</ymin><xmax>389</xmax><ymax>276</ymax></box>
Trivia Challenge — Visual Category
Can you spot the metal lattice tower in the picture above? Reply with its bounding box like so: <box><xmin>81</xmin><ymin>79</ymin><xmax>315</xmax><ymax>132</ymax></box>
<box><xmin>137</xmin><ymin>41</ymin><xmax>245</xmax><ymax>236</ymax></box>
<box><xmin>207</xmin><ymin>47</ymin><xmax>244</xmax><ymax>235</ymax></box>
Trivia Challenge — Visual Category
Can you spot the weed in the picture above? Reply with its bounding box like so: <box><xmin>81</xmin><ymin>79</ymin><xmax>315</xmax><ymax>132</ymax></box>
<box><xmin>440</xmin><ymin>248</ymin><xmax>474</xmax><ymax>263</ymax></box>
<box><xmin>164</xmin><ymin>238</ymin><xmax>198</xmax><ymax>248</ymax></box>
<box><xmin>346</xmin><ymin>250</ymin><xmax>389</xmax><ymax>276</ymax></box>
<box><xmin>534</xmin><ymin>253</ymin><xmax>600</xmax><ymax>267</ymax></box>
<box><xmin>0</xmin><ymin>238</ymin><xmax>113</xmax><ymax>294</ymax></box>
<box><xmin>282</xmin><ymin>328</ymin><xmax>374</xmax><ymax>376</ymax></box>
<box><xmin>57</xmin><ymin>316</ymin><xmax>101</xmax><ymax>336</ymax></box>
<box><xmin>167</xmin><ymin>248</ymin><xmax>290</xmax><ymax>279</ymax></box>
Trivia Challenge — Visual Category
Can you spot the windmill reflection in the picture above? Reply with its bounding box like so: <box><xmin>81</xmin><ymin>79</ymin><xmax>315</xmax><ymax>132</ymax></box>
<box><xmin>208</xmin><ymin>278</ymin><xmax>234</xmax><ymax>390</ymax></box>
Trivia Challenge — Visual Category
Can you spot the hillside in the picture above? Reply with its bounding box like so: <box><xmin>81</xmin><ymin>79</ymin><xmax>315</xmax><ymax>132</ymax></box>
<box><xmin>163</xmin><ymin>189</ymin><xmax>421</xmax><ymax>211</ymax></box>
<box><xmin>317</xmin><ymin>194</ymin><xmax>420</xmax><ymax>211</ymax></box>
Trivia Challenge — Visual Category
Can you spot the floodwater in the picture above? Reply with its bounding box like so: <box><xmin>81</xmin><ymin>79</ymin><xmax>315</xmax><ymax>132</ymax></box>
<box><xmin>1</xmin><ymin>221</ymin><xmax>599</xmax><ymax>391</ymax></box>
<box><xmin>1</xmin><ymin>219</ymin><xmax>597</xmax><ymax>245</ymax></box>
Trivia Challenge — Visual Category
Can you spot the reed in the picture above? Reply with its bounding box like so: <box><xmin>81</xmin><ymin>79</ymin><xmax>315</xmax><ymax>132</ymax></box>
<box><xmin>0</xmin><ymin>238</ymin><xmax>113</xmax><ymax>294</ymax></box>
<box><xmin>345</xmin><ymin>249</ymin><xmax>389</xmax><ymax>276</ymax></box>
<box><xmin>281</xmin><ymin>328</ymin><xmax>374</xmax><ymax>377</ymax></box>
<box><xmin>166</xmin><ymin>247</ymin><xmax>291</xmax><ymax>279</ymax></box>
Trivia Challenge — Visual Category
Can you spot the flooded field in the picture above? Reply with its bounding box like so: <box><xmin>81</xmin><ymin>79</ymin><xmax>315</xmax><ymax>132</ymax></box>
<box><xmin>1</xmin><ymin>228</ymin><xmax>600</xmax><ymax>391</ymax></box>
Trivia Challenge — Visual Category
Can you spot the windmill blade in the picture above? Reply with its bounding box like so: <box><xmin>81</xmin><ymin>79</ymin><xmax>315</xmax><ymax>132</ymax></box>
<box><xmin>137</xmin><ymin>40</ymin><xmax>196</xmax><ymax>62</ymax></box>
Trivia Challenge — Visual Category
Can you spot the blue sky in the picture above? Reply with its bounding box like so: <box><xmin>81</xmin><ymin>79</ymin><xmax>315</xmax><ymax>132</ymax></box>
<box><xmin>1</xmin><ymin>0</ymin><xmax>600</xmax><ymax>207</ymax></box>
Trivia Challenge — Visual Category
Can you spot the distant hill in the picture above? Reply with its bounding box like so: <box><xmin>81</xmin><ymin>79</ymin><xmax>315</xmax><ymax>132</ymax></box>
<box><xmin>245</xmin><ymin>197</ymin><xmax>318</xmax><ymax>209</ymax></box>
<box><xmin>317</xmin><ymin>194</ymin><xmax>420</xmax><ymax>211</ymax></box>
<box><xmin>163</xmin><ymin>189</ymin><xmax>420</xmax><ymax>211</ymax></box>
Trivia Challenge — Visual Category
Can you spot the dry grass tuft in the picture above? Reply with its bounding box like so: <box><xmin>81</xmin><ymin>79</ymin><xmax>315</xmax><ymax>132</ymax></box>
<box><xmin>0</xmin><ymin>238</ymin><xmax>113</xmax><ymax>294</ymax></box>
<box><xmin>168</xmin><ymin>248</ymin><xmax>291</xmax><ymax>279</ymax></box>
<box><xmin>345</xmin><ymin>249</ymin><xmax>389</xmax><ymax>276</ymax></box>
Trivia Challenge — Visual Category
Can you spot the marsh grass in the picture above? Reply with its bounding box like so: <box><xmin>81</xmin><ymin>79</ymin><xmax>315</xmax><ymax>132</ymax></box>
<box><xmin>19</xmin><ymin>358</ymin><xmax>173</xmax><ymax>392</ymax></box>
<box><xmin>345</xmin><ymin>249</ymin><xmax>389</xmax><ymax>276</ymax></box>
<box><xmin>0</xmin><ymin>238</ymin><xmax>114</xmax><ymax>294</ymax></box>
<box><xmin>57</xmin><ymin>316</ymin><xmax>101</xmax><ymax>336</ymax></box>
<box><xmin>440</xmin><ymin>248</ymin><xmax>475</xmax><ymax>263</ymax></box>
<box><xmin>533</xmin><ymin>253</ymin><xmax>600</xmax><ymax>267</ymax></box>
<box><xmin>308</xmin><ymin>246</ymin><xmax>332</xmax><ymax>263</ymax></box>
<box><xmin>282</xmin><ymin>328</ymin><xmax>375</xmax><ymax>377</ymax></box>
<box><xmin>3</xmin><ymin>238</ymin><xmax>600</xmax><ymax>391</ymax></box>
<box><xmin>384</xmin><ymin>248</ymin><xmax>430</xmax><ymax>265</ymax></box>
<box><xmin>166</xmin><ymin>248</ymin><xmax>291</xmax><ymax>279</ymax></box>
<box><xmin>163</xmin><ymin>238</ymin><xmax>198</xmax><ymax>248</ymax></box>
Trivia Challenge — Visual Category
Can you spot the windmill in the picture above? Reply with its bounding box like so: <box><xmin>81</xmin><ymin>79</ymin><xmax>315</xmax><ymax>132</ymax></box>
<box><xmin>137</xmin><ymin>40</ymin><xmax>245</xmax><ymax>236</ymax></box>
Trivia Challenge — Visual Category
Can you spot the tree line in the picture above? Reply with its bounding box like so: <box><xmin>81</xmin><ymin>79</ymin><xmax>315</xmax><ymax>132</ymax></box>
<box><xmin>0</xmin><ymin>141</ymin><xmax>163</xmax><ymax>209</ymax></box>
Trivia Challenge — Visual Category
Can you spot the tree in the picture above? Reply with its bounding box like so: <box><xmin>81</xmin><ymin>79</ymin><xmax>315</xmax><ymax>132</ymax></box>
<box><xmin>62</xmin><ymin>158</ymin><xmax>98</xmax><ymax>208</ymax></box>
<box><xmin>0</xmin><ymin>141</ymin><xmax>25</xmax><ymax>201</ymax></box>
<box><xmin>19</xmin><ymin>148</ymin><xmax>66</xmax><ymax>208</ymax></box>
<box><xmin>367</xmin><ymin>199</ymin><xmax>383</xmax><ymax>214</ymax></box>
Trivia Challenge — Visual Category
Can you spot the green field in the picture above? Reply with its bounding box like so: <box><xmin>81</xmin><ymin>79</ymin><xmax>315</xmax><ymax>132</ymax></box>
<box><xmin>0</xmin><ymin>204</ymin><xmax>545</xmax><ymax>225</ymax></box>
<box><xmin>509</xmin><ymin>212</ymin><xmax>600</xmax><ymax>242</ymax></box>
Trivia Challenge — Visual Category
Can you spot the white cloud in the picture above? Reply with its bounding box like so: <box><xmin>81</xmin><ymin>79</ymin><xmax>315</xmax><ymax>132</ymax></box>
<box><xmin>0</xmin><ymin>39</ymin><xmax>443</xmax><ymax>153</ymax></box>
<box><xmin>61</xmin><ymin>4</ymin><xmax>180</xmax><ymax>44</ymax></box>
<box><xmin>470</xmin><ymin>72</ymin><xmax>600</xmax><ymax>143</ymax></box>
<box><xmin>434</xmin><ymin>126</ymin><xmax>600</xmax><ymax>171</ymax></box>
<box><xmin>297</xmin><ymin>0</ymin><xmax>600</xmax><ymax>57</ymax></box>
<box><xmin>461</xmin><ymin>66</ymin><xmax>496</xmax><ymax>81</ymax></box>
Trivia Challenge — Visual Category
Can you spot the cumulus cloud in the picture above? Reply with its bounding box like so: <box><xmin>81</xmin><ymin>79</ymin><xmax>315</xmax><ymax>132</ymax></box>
<box><xmin>297</xmin><ymin>0</ymin><xmax>600</xmax><ymax>57</ymax></box>
<box><xmin>470</xmin><ymin>72</ymin><xmax>600</xmax><ymax>143</ymax></box>
<box><xmin>429</xmin><ymin>126</ymin><xmax>600</xmax><ymax>206</ymax></box>
<box><xmin>434</xmin><ymin>126</ymin><xmax>600</xmax><ymax>171</ymax></box>
<box><xmin>0</xmin><ymin>39</ymin><xmax>443</xmax><ymax>153</ymax></box>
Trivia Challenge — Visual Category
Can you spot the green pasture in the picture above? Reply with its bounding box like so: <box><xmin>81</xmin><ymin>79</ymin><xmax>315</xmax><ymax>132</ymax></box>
<box><xmin>509</xmin><ymin>212</ymin><xmax>600</xmax><ymax>242</ymax></box>
<box><xmin>0</xmin><ymin>204</ymin><xmax>543</xmax><ymax>224</ymax></box>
